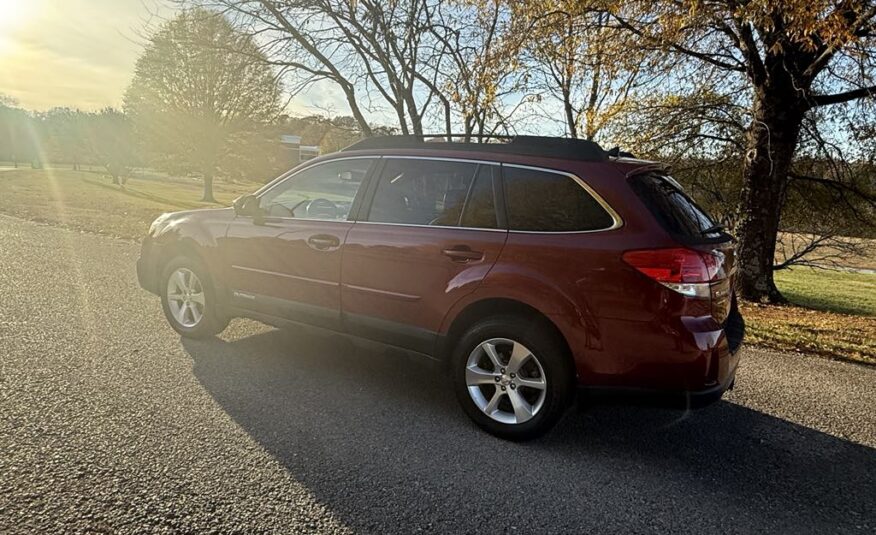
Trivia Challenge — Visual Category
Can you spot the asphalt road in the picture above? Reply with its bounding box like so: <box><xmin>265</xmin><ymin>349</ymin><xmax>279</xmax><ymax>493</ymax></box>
<box><xmin>1</xmin><ymin>214</ymin><xmax>874</xmax><ymax>534</ymax></box>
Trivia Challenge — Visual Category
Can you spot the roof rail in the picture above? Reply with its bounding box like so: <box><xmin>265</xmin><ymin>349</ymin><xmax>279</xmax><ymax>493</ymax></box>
<box><xmin>342</xmin><ymin>134</ymin><xmax>609</xmax><ymax>162</ymax></box>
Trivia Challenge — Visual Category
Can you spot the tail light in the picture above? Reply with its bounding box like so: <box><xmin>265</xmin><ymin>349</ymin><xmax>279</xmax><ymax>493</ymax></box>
<box><xmin>622</xmin><ymin>248</ymin><xmax>723</xmax><ymax>298</ymax></box>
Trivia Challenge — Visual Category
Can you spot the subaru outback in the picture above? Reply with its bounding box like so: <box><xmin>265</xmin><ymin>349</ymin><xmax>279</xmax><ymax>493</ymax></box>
<box><xmin>137</xmin><ymin>135</ymin><xmax>745</xmax><ymax>440</ymax></box>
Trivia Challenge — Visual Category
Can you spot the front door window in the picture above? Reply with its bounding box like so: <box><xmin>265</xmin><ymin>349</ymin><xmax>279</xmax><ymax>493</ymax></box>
<box><xmin>260</xmin><ymin>158</ymin><xmax>375</xmax><ymax>220</ymax></box>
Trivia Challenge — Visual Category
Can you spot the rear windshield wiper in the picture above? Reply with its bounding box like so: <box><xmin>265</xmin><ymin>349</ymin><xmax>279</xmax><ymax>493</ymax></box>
<box><xmin>701</xmin><ymin>223</ymin><xmax>724</xmax><ymax>235</ymax></box>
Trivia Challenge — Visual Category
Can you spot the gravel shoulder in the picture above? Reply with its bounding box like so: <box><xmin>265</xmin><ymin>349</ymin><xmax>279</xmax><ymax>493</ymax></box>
<box><xmin>1</xmin><ymin>214</ymin><xmax>874</xmax><ymax>534</ymax></box>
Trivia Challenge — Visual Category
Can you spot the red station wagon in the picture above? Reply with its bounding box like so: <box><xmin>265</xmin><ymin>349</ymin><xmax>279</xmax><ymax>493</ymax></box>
<box><xmin>137</xmin><ymin>135</ymin><xmax>745</xmax><ymax>439</ymax></box>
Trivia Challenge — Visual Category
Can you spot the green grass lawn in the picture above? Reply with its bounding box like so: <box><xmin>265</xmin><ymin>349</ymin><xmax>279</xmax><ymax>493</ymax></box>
<box><xmin>111</xmin><ymin>174</ymin><xmax>260</xmax><ymax>208</ymax></box>
<box><xmin>774</xmin><ymin>268</ymin><xmax>875</xmax><ymax>317</ymax></box>
<box><xmin>743</xmin><ymin>268</ymin><xmax>875</xmax><ymax>365</ymax></box>
<box><xmin>0</xmin><ymin>168</ymin><xmax>259</xmax><ymax>240</ymax></box>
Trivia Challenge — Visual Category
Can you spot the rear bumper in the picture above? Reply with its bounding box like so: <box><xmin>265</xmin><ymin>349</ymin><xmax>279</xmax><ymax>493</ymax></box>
<box><xmin>580</xmin><ymin>362</ymin><xmax>738</xmax><ymax>409</ymax></box>
<box><xmin>567</xmin><ymin>295</ymin><xmax>745</xmax><ymax>406</ymax></box>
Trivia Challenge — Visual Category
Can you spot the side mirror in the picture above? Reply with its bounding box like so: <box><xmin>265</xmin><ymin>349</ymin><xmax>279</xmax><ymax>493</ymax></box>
<box><xmin>232</xmin><ymin>194</ymin><xmax>265</xmax><ymax>224</ymax></box>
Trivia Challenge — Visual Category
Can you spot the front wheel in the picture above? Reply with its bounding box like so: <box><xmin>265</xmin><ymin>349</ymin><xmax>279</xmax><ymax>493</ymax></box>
<box><xmin>451</xmin><ymin>316</ymin><xmax>574</xmax><ymax>440</ymax></box>
<box><xmin>160</xmin><ymin>256</ymin><xmax>228</xmax><ymax>339</ymax></box>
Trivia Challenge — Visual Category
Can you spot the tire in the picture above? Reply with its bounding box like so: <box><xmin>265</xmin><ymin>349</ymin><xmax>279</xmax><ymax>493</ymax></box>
<box><xmin>451</xmin><ymin>315</ymin><xmax>574</xmax><ymax>441</ymax></box>
<box><xmin>160</xmin><ymin>255</ymin><xmax>229</xmax><ymax>339</ymax></box>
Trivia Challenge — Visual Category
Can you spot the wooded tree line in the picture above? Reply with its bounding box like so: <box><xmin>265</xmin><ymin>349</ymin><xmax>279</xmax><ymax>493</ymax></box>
<box><xmin>0</xmin><ymin>97</ymin><xmax>370</xmax><ymax>186</ymax></box>
<box><xmin>0</xmin><ymin>103</ymin><xmax>136</xmax><ymax>183</ymax></box>
<box><xmin>1</xmin><ymin>2</ymin><xmax>873</xmax><ymax>302</ymax></box>
<box><xmin>184</xmin><ymin>0</ymin><xmax>874</xmax><ymax>302</ymax></box>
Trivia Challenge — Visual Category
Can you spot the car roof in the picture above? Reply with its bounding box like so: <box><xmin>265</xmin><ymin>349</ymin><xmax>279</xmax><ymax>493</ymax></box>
<box><xmin>342</xmin><ymin>135</ymin><xmax>609</xmax><ymax>162</ymax></box>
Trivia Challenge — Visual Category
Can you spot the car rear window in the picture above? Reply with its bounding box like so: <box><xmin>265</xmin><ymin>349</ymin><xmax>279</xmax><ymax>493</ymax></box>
<box><xmin>502</xmin><ymin>166</ymin><xmax>615</xmax><ymax>232</ymax></box>
<box><xmin>629</xmin><ymin>173</ymin><xmax>723</xmax><ymax>241</ymax></box>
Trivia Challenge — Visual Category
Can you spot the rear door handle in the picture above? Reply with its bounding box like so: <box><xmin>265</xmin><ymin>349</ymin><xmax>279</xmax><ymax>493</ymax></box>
<box><xmin>307</xmin><ymin>234</ymin><xmax>340</xmax><ymax>250</ymax></box>
<box><xmin>442</xmin><ymin>246</ymin><xmax>484</xmax><ymax>262</ymax></box>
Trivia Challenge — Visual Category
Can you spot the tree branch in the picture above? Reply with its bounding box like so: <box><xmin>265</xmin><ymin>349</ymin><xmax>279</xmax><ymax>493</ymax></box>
<box><xmin>810</xmin><ymin>85</ymin><xmax>876</xmax><ymax>107</ymax></box>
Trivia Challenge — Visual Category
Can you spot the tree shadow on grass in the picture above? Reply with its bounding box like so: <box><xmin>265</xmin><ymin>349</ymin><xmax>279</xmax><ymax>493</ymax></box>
<box><xmin>183</xmin><ymin>328</ymin><xmax>876</xmax><ymax>534</ymax></box>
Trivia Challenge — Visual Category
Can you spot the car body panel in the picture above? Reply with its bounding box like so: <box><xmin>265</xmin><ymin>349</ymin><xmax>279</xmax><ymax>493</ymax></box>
<box><xmin>341</xmin><ymin>223</ymin><xmax>508</xmax><ymax>355</ymax></box>
<box><xmin>222</xmin><ymin>217</ymin><xmax>353</xmax><ymax>330</ymax></box>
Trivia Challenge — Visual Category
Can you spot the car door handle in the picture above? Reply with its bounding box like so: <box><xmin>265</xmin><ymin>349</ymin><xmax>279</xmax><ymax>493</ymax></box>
<box><xmin>442</xmin><ymin>246</ymin><xmax>484</xmax><ymax>262</ymax></box>
<box><xmin>307</xmin><ymin>234</ymin><xmax>340</xmax><ymax>250</ymax></box>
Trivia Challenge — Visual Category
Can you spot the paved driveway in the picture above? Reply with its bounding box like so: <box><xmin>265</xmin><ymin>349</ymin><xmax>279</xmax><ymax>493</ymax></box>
<box><xmin>1</xmin><ymin>215</ymin><xmax>874</xmax><ymax>533</ymax></box>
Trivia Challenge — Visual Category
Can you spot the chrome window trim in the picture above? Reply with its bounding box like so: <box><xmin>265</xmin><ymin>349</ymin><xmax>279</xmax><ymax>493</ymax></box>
<box><xmin>382</xmin><ymin>155</ymin><xmax>501</xmax><ymax>166</ymax></box>
<box><xmin>501</xmin><ymin>163</ymin><xmax>624</xmax><ymax>234</ymax></box>
<box><xmin>247</xmin><ymin>155</ymin><xmax>623</xmax><ymax>234</ymax></box>
<box><xmin>353</xmin><ymin>221</ymin><xmax>507</xmax><ymax>233</ymax></box>
<box><xmin>258</xmin><ymin>217</ymin><xmax>353</xmax><ymax>224</ymax></box>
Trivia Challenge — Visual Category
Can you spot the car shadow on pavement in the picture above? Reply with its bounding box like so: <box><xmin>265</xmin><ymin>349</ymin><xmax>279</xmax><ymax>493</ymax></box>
<box><xmin>183</xmin><ymin>326</ymin><xmax>876</xmax><ymax>534</ymax></box>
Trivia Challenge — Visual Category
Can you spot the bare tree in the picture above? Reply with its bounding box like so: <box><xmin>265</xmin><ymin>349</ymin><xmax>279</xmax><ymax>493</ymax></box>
<box><xmin>181</xmin><ymin>0</ymin><xmax>533</xmax><ymax>139</ymax></box>
<box><xmin>514</xmin><ymin>7</ymin><xmax>664</xmax><ymax>141</ymax></box>
<box><xmin>182</xmin><ymin>1</ymin><xmax>448</xmax><ymax>137</ymax></box>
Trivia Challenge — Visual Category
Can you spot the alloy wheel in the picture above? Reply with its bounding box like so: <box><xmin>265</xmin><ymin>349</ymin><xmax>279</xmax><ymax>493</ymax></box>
<box><xmin>465</xmin><ymin>337</ymin><xmax>547</xmax><ymax>425</ymax></box>
<box><xmin>166</xmin><ymin>267</ymin><xmax>205</xmax><ymax>328</ymax></box>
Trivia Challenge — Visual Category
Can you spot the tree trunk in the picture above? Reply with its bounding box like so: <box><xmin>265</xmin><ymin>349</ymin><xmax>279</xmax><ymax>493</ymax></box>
<box><xmin>735</xmin><ymin>86</ymin><xmax>805</xmax><ymax>303</ymax></box>
<box><xmin>201</xmin><ymin>171</ymin><xmax>216</xmax><ymax>203</ymax></box>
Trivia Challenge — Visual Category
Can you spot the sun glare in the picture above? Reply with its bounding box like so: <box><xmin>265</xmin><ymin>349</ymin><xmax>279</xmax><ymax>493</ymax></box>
<box><xmin>0</xmin><ymin>0</ymin><xmax>37</xmax><ymax>56</ymax></box>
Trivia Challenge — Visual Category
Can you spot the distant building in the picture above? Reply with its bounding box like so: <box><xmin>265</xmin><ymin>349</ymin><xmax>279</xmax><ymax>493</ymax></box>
<box><xmin>280</xmin><ymin>135</ymin><xmax>320</xmax><ymax>166</ymax></box>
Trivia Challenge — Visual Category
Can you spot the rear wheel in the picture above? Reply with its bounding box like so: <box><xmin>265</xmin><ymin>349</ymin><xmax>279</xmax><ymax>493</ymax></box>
<box><xmin>451</xmin><ymin>316</ymin><xmax>574</xmax><ymax>440</ymax></box>
<box><xmin>160</xmin><ymin>256</ymin><xmax>228</xmax><ymax>338</ymax></box>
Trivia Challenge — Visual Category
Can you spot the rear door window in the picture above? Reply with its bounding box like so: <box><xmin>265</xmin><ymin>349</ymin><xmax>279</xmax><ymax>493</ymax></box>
<box><xmin>502</xmin><ymin>166</ymin><xmax>615</xmax><ymax>232</ymax></box>
<box><xmin>629</xmin><ymin>173</ymin><xmax>723</xmax><ymax>241</ymax></box>
<box><xmin>366</xmin><ymin>158</ymin><xmax>480</xmax><ymax>226</ymax></box>
<box><xmin>461</xmin><ymin>165</ymin><xmax>499</xmax><ymax>229</ymax></box>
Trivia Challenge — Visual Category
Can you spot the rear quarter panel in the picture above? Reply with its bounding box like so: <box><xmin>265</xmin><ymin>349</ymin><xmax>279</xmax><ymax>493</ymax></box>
<box><xmin>441</xmin><ymin>160</ymin><xmax>719</xmax><ymax>389</ymax></box>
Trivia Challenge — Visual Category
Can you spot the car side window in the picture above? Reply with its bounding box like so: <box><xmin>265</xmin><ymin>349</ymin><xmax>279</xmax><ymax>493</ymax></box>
<box><xmin>366</xmin><ymin>159</ymin><xmax>479</xmax><ymax>226</ymax></box>
<box><xmin>503</xmin><ymin>166</ymin><xmax>615</xmax><ymax>232</ymax></box>
<box><xmin>259</xmin><ymin>158</ymin><xmax>375</xmax><ymax>220</ymax></box>
<box><xmin>461</xmin><ymin>165</ymin><xmax>499</xmax><ymax>229</ymax></box>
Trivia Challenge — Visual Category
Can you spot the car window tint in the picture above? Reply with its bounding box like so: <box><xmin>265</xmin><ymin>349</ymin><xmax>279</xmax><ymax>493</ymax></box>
<box><xmin>461</xmin><ymin>165</ymin><xmax>499</xmax><ymax>229</ymax></box>
<box><xmin>260</xmin><ymin>159</ymin><xmax>374</xmax><ymax>220</ymax></box>
<box><xmin>367</xmin><ymin>159</ymin><xmax>478</xmax><ymax>226</ymax></box>
<box><xmin>503</xmin><ymin>166</ymin><xmax>614</xmax><ymax>231</ymax></box>
<box><xmin>629</xmin><ymin>173</ymin><xmax>720</xmax><ymax>239</ymax></box>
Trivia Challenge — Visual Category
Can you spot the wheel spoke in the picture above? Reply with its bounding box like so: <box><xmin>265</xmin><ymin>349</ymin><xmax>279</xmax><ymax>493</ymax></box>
<box><xmin>174</xmin><ymin>270</ymin><xmax>188</xmax><ymax>292</ymax></box>
<box><xmin>482</xmin><ymin>342</ymin><xmax>503</xmax><ymax>370</ymax></box>
<box><xmin>189</xmin><ymin>292</ymin><xmax>205</xmax><ymax>306</ymax></box>
<box><xmin>168</xmin><ymin>292</ymin><xmax>184</xmax><ymax>302</ymax></box>
<box><xmin>515</xmin><ymin>376</ymin><xmax>546</xmax><ymax>390</ymax></box>
<box><xmin>507</xmin><ymin>389</ymin><xmax>533</xmax><ymax>423</ymax></box>
<box><xmin>466</xmin><ymin>365</ymin><xmax>497</xmax><ymax>386</ymax></box>
<box><xmin>190</xmin><ymin>303</ymin><xmax>203</xmax><ymax>323</ymax></box>
<box><xmin>483</xmin><ymin>388</ymin><xmax>503</xmax><ymax>415</ymax></box>
<box><xmin>506</xmin><ymin>342</ymin><xmax>532</xmax><ymax>373</ymax></box>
